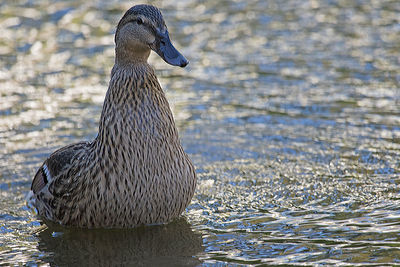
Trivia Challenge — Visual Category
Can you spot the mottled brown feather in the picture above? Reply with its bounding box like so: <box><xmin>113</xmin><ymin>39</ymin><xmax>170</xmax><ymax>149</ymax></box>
<box><xmin>31</xmin><ymin>142</ymin><xmax>90</xmax><ymax>194</ymax></box>
<box><xmin>31</xmin><ymin>168</ymin><xmax>46</xmax><ymax>194</ymax></box>
<box><xmin>29</xmin><ymin>5</ymin><xmax>197</xmax><ymax>228</ymax></box>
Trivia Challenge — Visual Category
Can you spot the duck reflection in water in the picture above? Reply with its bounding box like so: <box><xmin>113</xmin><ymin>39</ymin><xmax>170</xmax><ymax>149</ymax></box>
<box><xmin>35</xmin><ymin>218</ymin><xmax>203</xmax><ymax>266</ymax></box>
<box><xmin>29</xmin><ymin>4</ymin><xmax>203</xmax><ymax>265</ymax></box>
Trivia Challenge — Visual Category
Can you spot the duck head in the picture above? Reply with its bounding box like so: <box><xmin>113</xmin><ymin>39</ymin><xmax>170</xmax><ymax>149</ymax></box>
<box><xmin>115</xmin><ymin>4</ymin><xmax>189</xmax><ymax>67</ymax></box>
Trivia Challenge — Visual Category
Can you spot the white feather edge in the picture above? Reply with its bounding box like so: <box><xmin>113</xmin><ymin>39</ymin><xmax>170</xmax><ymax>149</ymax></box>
<box><xmin>43</xmin><ymin>163</ymin><xmax>52</xmax><ymax>182</ymax></box>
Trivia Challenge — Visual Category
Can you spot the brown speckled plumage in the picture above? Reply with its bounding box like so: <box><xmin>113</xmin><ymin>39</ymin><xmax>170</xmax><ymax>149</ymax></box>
<box><xmin>29</xmin><ymin>5</ymin><xmax>196</xmax><ymax>228</ymax></box>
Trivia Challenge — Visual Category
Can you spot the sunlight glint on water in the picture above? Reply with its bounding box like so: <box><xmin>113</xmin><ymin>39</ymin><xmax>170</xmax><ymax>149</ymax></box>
<box><xmin>0</xmin><ymin>0</ymin><xmax>399</xmax><ymax>265</ymax></box>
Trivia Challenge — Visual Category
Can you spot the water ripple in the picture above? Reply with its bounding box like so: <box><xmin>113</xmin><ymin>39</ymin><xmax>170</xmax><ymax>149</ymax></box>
<box><xmin>0</xmin><ymin>0</ymin><xmax>399</xmax><ymax>265</ymax></box>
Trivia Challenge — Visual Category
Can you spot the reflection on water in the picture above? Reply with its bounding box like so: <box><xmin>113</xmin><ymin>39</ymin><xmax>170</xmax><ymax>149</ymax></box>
<box><xmin>36</xmin><ymin>219</ymin><xmax>203</xmax><ymax>266</ymax></box>
<box><xmin>0</xmin><ymin>0</ymin><xmax>400</xmax><ymax>265</ymax></box>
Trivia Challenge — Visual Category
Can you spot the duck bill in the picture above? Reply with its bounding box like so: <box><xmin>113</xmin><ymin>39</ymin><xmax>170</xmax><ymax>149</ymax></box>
<box><xmin>151</xmin><ymin>30</ymin><xmax>189</xmax><ymax>68</ymax></box>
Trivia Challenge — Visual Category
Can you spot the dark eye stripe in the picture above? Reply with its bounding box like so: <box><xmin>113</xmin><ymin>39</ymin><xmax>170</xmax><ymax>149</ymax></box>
<box><xmin>125</xmin><ymin>17</ymin><xmax>157</xmax><ymax>37</ymax></box>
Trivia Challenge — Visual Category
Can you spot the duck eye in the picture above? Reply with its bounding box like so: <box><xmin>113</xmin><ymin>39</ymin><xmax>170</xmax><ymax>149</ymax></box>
<box><xmin>137</xmin><ymin>18</ymin><xmax>143</xmax><ymax>25</ymax></box>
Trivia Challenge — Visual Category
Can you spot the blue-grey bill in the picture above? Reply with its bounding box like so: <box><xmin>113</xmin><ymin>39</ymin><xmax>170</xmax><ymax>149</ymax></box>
<box><xmin>153</xmin><ymin>31</ymin><xmax>189</xmax><ymax>68</ymax></box>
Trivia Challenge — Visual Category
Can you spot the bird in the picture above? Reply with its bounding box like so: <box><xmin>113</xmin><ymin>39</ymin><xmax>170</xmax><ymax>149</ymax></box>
<box><xmin>28</xmin><ymin>4</ymin><xmax>196</xmax><ymax>228</ymax></box>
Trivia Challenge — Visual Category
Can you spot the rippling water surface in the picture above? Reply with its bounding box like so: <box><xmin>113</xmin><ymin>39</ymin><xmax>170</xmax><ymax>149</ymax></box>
<box><xmin>1</xmin><ymin>0</ymin><xmax>399</xmax><ymax>265</ymax></box>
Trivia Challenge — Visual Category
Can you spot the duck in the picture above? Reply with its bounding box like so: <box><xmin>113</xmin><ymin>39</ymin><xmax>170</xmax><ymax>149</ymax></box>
<box><xmin>28</xmin><ymin>4</ymin><xmax>196</xmax><ymax>228</ymax></box>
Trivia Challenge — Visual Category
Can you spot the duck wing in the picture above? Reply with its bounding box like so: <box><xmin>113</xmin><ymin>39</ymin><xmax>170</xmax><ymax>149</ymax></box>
<box><xmin>31</xmin><ymin>142</ymin><xmax>90</xmax><ymax>194</ymax></box>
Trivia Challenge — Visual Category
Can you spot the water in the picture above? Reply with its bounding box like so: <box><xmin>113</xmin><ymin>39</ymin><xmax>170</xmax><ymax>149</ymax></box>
<box><xmin>1</xmin><ymin>0</ymin><xmax>399</xmax><ymax>265</ymax></box>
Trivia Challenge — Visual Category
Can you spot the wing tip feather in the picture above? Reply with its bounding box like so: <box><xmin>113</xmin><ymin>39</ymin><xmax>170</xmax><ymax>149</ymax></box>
<box><xmin>31</xmin><ymin>164</ymin><xmax>51</xmax><ymax>194</ymax></box>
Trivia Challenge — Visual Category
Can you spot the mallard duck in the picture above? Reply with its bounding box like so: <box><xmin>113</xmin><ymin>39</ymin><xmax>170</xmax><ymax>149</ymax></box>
<box><xmin>28</xmin><ymin>4</ymin><xmax>196</xmax><ymax>228</ymax></box>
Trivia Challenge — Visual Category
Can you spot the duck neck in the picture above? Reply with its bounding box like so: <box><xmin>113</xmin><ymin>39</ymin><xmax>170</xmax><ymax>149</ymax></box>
<box><xmin>94</xmin><ymin>63</ymin><xmax>179</xmax><ymax>156</ymax></box>
<box><xmin>115</xmin><ymin>44</ymin><xmax>151</xmax><ymax>66</ymax></box>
